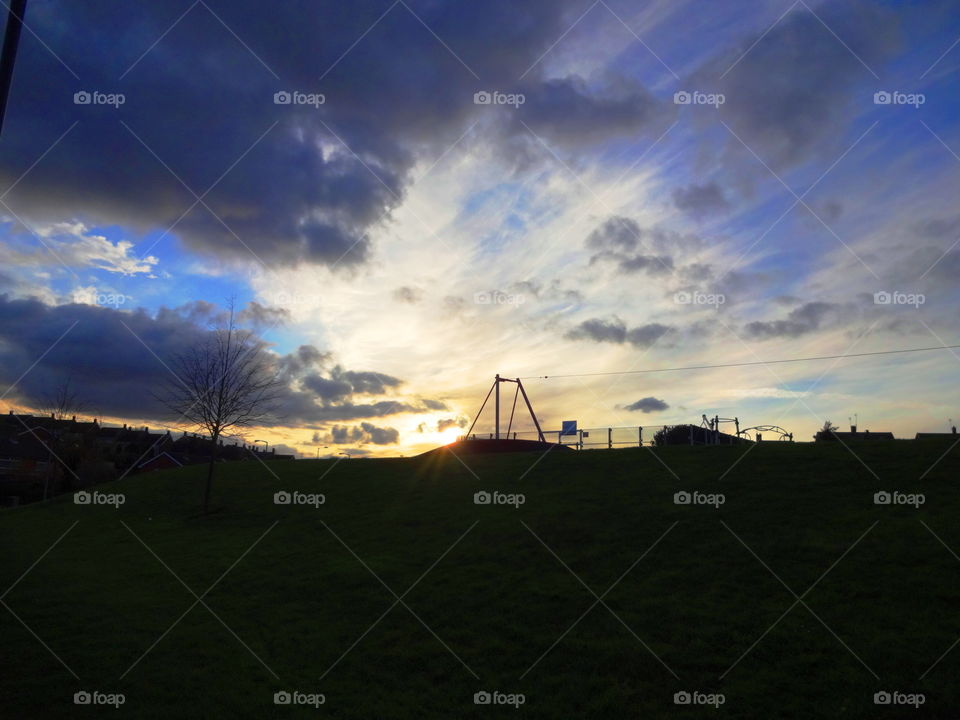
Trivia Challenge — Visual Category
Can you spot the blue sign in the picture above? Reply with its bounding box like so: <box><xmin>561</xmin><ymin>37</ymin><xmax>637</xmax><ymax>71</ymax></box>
<box><xmin>561</xmin><ymin>420</ymin><xmax>577</xmax><ymax>436</ymax></box>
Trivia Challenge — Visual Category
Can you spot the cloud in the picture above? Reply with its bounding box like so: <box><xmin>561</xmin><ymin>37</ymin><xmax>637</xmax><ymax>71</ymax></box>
<box><xmin>313</xmin><ymin>422</ymin><xmax>400</xmax><ymax>445</ymax></box>
<box><xmin>437</xmin><ymin>416</ymin><xmax>468</xmax><ymax>432</ymax></box>
<box><xmin>622</xmin><ymin>397</ymin><xmax>669</xmax><ymax>413</ymax></box>
<box><xmin>672</xmin><ymin>182</ymin><xmax>730</xmax><ymax>218</ymax></box>
<box><xmin>0</xmin><ymin>296</ymin><xmax>439</xmax><ymax>426</ymax></box>
<box><xmin>0</xmin><ymin>220</ymin><xmax>159</xmax><ymax>275</ymax></box>
<box><xmin>277</xmin><ymin>345</ymin><xmax>332</xmax><ymax>382</ymax></box>
<box><xmin>342</xmin><ymin>370</ymin><xmax>403</xmax><ymax>395</ymax></box>
<box><xmin>392</xmin><ymin>286</ymin><xmax>423</xmax><ymax>304</ymax></box>
<box><xmin>565</xmin><ymin>317</ymin><xmax>672</xmax><ymax>348</ymax></box>
<box><xmin>915</xmin><ymin>213</ymin><xmax>960</xmax><ymax>240</ymax></box>
<box><xmin>743</xmin><ymin>301</ymin><xmax>844</xmax><ymax>340</ymax></box>
<box><xmin>301</xmin><ymin>374</ymin><xmax>354</xmax><ymax>403</ymax></box>
<box><xmin>586</xmin><ymin>217</ymin><xmax>698</xmax><ymax>276</ymax></box>
<box><xmin>299</xmin><ymin>367</ymin><xmax>401</xmax><ymax>403</ymax></box>
<box><xmin>276</xmin><ymin>399</ymin><xmax>427</xmax><ymax>424</ymax></box>
<box><xmin>512</xmin><ymin>74</ymin><xmax>672</xmax><ymax>148</ymax></box>
<box><xmin>443</xmin><ymin>296</ymin><xmax>467</xmax><ymax>313</ymax></box>
<box><xmin>586</xmin><ymin>216</ymin><xmax>640</xmax><ymax>253</ymax></box>
<box><xmin>0</xmin><ymin>0</ymin><xmax>659</xmax><ymax>269</ymax></box>
<box><xmin>238</xmin><ymin>301</ymin><xmax>290</xmax><ymax>327</ymax></box>
<box><xmin>0</xmin><ymin>296</ymin><xmax>209</xmax><ymax>419</ymax></box>
<box><xmin>694</xmin><ymin>1</ymin><xmax>899</xmax><ymax>172</ymax></box>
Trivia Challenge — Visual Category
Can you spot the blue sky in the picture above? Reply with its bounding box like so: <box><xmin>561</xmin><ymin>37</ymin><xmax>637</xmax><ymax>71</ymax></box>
<box><xmin>0</xmin><ymin>0</ymin><xmax>958</xmax><ymax>455</ymax></box>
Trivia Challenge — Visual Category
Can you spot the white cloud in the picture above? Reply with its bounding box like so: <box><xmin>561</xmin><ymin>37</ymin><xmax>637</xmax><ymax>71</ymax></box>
<box><xmin>3</xmin><ymin>219</ymin><xmax>158</xmax><ymax>275</ymax></box>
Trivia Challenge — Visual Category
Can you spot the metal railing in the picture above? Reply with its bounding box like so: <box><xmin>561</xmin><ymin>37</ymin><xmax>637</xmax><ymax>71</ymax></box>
<box><xmin>461</xmin><ymin>426</ymin><xmax>671</xmax><ymax>448</ymax></box>
<box><xmin>461</xmin><ymin>423</ymin><xmax>759</xmax><ymax>448</ymax></box>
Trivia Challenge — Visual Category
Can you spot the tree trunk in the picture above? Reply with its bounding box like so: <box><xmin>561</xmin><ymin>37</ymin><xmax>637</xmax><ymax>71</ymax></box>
<box><xmin>203</xmin><ymin>432</ymin><xmax>218</xmax><ymax>513</ymax></box>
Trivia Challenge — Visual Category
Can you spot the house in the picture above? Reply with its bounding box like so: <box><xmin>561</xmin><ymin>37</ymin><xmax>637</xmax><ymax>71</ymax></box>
<box><xmin>0</xmin><ymin>433</ymin><xmax>60</xmax><ymax>504</ymax></box>
<box><xmin>815</xmin><ymin>424</ymin><xmax>895</xmax><ymax>442</ymax></box>
<box><xmin>915</xmin><ymin>427</ymin><xmax>958</xmax><ymax>440</ymax></box>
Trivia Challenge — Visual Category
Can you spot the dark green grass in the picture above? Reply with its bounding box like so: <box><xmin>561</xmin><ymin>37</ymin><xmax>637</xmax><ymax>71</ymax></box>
<box><xmin>1</xmin><ymin>439</ymin><xmax>959</xmax><ymax>718</ymax></box>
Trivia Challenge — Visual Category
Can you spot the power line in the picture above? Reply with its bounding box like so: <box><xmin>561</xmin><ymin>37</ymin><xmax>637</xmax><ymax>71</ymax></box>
<box><xmin>521</xmin><ymin>343</ymin><xmax>960</xmax><ymax>380</ymax></box>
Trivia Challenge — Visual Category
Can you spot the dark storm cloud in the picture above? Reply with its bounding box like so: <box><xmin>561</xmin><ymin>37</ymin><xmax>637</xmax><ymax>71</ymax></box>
<box><xmin>0</xmin><ymin>297</ymin><xmax>437</xmax><ymax>425</ymax></box>
<box><xmin>743</xmin><ymin>301</ymin><xmax>843</xmax><ymax>340</ymax></box>
<box><xmin>0</xmin><ymin>295</ymin><xmax>209</xmax><ymax>419</ymax></box>
<box><xmin>565</xmin><ymin>317</ymin><xmax>672</xmax><ymax>348</ymax></box>
<box><xmin>268</xmin><ymin>396</ymin><xmax>425</xmax><ymax>426</ymax></box>
<box><xmin>300</xmin><ymin>367</ymin><xmax>402</xmax><ymax>403</ymax></box>
<box><xmin>672</xmin><ymin>182</ymin><xmax>730</xmax><ymax>218</ymax></box>
<box><xmin>621</xmin><ymin>397</ymin><xmax>669</xmax><ymax>413</ymax></box>
<box><xmin>512</xmin><ymin>75</ymin><xmax>672</xmax><ymax>147</ymax></box>
<box><xmin>277</xmin><ymin>344</ymin><xmax>332</xmax><ymax>381</ymax></box>
<box><xmin>342</xmin><ymin>370</ymin><xmax>403</xmax><ymax>395</ymax></box>
<box><xmin>0</xmin><ymin>0</ymin><xmax>667</xmax><ymax>268</ymax></box>
<box><xmin>301</xmin><ymin>374</ymin><xmax>354</xmax><ymax>403</ymax></box>
<box><xmin>692</xmin><ymin>1</ymin><xmax>899</xmax><ymax>172</ymax></box>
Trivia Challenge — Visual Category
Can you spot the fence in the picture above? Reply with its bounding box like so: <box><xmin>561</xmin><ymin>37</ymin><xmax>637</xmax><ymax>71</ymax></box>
<box><xmin>461</xmin><ymin>424</ymin><xmax>757</xmax><ymax>448</ymax></box>
<box><xmin>462</xmin><ymin>426</ymin><xmax>668</xmax><ymax>448</ymax></box>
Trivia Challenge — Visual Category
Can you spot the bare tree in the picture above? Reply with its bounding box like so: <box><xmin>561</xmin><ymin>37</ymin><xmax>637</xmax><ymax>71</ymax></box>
<box><xmin>159</xmin><ymin>305</ymin><xmax>283</xmax><ymax>513</ymax></box>
<box><xmin>41</xmin><ymin>376</ymin><xmax>86</xmax><ymax>419</ymax></box>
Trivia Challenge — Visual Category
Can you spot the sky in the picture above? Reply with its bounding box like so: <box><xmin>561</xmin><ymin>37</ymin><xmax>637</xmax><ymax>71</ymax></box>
<box><xmin>0</xmin><ymin>0</ymin><xmax>958</xmax><ymax>457</ymax></box>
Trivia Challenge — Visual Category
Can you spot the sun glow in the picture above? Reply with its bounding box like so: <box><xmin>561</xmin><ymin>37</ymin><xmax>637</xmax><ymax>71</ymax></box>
<box><xmin>439</xmin><ymin>427</ymin><xmax>462</xmax><ymax>445</ymax></box>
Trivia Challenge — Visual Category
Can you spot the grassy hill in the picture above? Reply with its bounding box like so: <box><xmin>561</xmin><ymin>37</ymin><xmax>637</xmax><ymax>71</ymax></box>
<box><xmin>1</xmin><ymin>440</ymin><xmax>959</xmax><ymax>718</ymax></box>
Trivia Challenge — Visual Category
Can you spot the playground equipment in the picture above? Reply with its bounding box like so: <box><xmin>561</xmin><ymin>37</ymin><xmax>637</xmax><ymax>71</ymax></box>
<box><xmin>463</xmin><ymin>375</ymin><xmax>545</xmax><ymax>442</ymax></box>
<box><xmin>737</xmin><ymin>424</ymin><xmax>794</xmax><ymax>442</ymax></box>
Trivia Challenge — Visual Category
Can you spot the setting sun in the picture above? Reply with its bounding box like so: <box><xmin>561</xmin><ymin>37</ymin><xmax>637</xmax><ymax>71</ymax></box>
<box><xmin>439</xmin><ymin>427</ymin><xmax>462</xmax><ymax>445</ymax></box>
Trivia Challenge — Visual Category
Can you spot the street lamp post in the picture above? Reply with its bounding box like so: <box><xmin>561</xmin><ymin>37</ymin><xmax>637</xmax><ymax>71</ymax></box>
<box><xmin>0</xmin><ymin>0</ymin><xmax>28</xmax><ymax>136</ymax></box>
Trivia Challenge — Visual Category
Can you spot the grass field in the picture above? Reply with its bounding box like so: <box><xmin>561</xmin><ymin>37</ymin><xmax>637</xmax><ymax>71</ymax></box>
<box><xmin>2</xmin><ymin>439</ymin><xmax>959</xmax><ymax>718</ymax></box>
